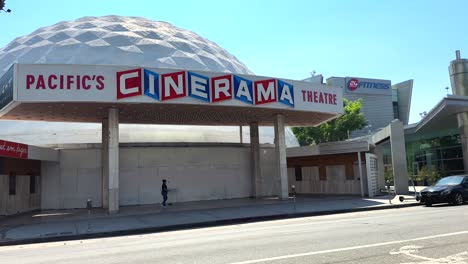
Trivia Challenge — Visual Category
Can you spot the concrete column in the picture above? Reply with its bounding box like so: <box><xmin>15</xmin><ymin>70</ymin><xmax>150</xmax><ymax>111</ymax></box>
<box><xmin>240</xmin><ymin>126</ymin><xmax>243</xmax><ymax>144</ymax></box>
<box><xmin>357</xmin><ymin>152</ymin><xmax>364</xmax><ymax>197</ymax></box>
<box><xmin>449</xmin><ymin>50</ymin><xmax>468</xmax><ymax>172</ymax></box>
<box><xmin>250</xmin><ymin>122</ymin><xmax>261</xmax><ymax>197</ymax></box>
<box><xmin>390</xmin><ymin>120</ymin><xmax>409</xmax><ymax>194</ymax></box>
<box><xmin>101</xmin><ymin>118</ymin><xmax>109</xmax><ymax>209</ymax></box>
<box><xmin>457</xmin><ymin>113</ymin><xmax>468</xmax><ymax>172</ymax></box>
<box><xmin>274</xmin><ymin>114</ymin><xmax>289</xmax><ymax>200</ymax></box>
<box><xmin>375</xmin><ymin>144</ymin><xmax>386</xmax><ymax>190</ymax></box>
<box><xmin>107</xmin><ymin>108</ymin><xmax>119</xmax><ymax>213</ymax></box>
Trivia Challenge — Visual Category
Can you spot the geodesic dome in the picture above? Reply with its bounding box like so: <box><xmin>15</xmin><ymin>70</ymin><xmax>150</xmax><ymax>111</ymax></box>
<box><xmin>0</xmin><ymin>15</ymin><xmax>299</xmax><ymax>147</ymax></box>
<box><xmin>0</xmin><ymin>15</ymin><xmax>252</xmax><ymax>75</ymax></box>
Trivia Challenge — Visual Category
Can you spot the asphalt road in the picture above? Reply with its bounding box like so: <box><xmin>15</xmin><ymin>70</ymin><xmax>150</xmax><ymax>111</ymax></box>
<box><xmin>1</xmin><ymin>204</ymin><xmax>468</xmax><ymax>264</ymax></box>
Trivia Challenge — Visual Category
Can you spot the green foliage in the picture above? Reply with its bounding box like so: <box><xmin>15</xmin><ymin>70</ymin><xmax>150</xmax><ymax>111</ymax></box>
<box><xmin>292</xmin><ymin>99</ymin><xmax>368</xmax><ymax>145</ymax></box>
<box><xmin>384</xmin><ymin>168</ymin><xmax>393</xmax><ymax>184</ymax></box>
<box><xmin>416</xmin><ymin>166</ymin><xmax>442</xmax><ymax>184</ymax></box>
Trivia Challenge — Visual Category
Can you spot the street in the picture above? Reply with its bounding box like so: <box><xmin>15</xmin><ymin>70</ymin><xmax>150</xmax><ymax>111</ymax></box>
<box><xmin>1</xmin><ymin>204</ymin><xmax>468</xmax><ymax>264</ymax></box>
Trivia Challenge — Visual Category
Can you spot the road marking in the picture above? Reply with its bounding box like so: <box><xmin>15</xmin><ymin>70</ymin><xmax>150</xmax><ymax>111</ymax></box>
<box><xmin>228</xmin><ymin>230</ymin><xmax>468</xmax><ymax>264</ymax></box>
<box><xmin>390</xmin><ymin>245</ymin><xmax>468</xmax><ymax>264</ymax></box>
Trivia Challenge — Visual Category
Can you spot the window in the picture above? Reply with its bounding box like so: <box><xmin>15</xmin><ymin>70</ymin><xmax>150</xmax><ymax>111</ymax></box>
<box><xmin>30</xmin><ymin>175</ymin><xmax>36</xmax><ymax>194</ymax></box>
<box><xmin>9</xmin><ymin>173</ymin><xmax>16</xmax><ymax>195</ymax></box>
<box><xmin>392</xmin><ymin>102</ymin><xmax>400</xmax><ymax>120</ymax></box>
<box><xmin>295</xmin><ymin>167</ymin><xmax>302</xmax><ymax>181</ymax></box>
<box><xmin>319</xmin><ymin>166</ymin><xmax>327</xmax><ymax>181</ymax></box>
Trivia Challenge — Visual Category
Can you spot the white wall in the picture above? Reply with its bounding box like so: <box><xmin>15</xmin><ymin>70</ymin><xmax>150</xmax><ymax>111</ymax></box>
<box><xmin>42</xmin><ymin>145</ymin><xmax>276</xmax><ymax>209</ymax></box>
<box><xmin>259</xmin><ymin>148</ymin><xmax>277</xmax><ymax>197</ymax></box>
<box><xmin>41</xmin><ymin>149</ymin><xmax>102</xmax><ymax>209</ymax></box>
<box><xmin>119</xmin><ymin>146</ymin><xmax>253</xmax><ymax>205</ymax></box>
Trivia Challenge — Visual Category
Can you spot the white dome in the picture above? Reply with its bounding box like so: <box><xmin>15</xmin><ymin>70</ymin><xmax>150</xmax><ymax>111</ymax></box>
<box><xmin>0</xmin><ymin>15</ymin><xmax>252</xmax><ymax>75</ymax></box>
<box><xmin>0</xmin><ymin>16</ymin><xmax>299</xmax><ymax>147</ymax></box>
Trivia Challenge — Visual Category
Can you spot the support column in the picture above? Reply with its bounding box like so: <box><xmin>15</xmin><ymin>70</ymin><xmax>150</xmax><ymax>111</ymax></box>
<box><xmin>101</xmin><ymin>118</ymin><xmax>109</xmax><ymax>209</ymax></box>
<box><xmin>375</xmin><ymin>144</ymin><xmax>386</xmax><ymax>191</ymax></box>
<box><xmin>357</xmin><ymin>152</ymin><xmax>364</xmax><ymax>197</ymax></box>
<box><xmin>107</xmin><ymin>108</ymin><xmax>119</xmax><ymax>213</ymax></box>
<box><xmin>240</xmin><ymin>126</ymin><xmax>243</xmax><ymax>144</ymax></box>
<box><xmin>458</xmin><ymin>113</ymin><xmax>468</xmax><ymax>172</ymax></box>
<box><xmin>390</xmin><ymin>120</ymin><xmax>409</xmax><ymax>194</ymax></box>
<box><xmin>250</xmin><ymin>122</ymin><xmax>261</xmax><ymax>197</ymax></box>
<box><xmin>274</xmin><ymin>114</ymin><xmax>288</xmax><ymax>200</ymax></box>
<box><xmin>449</xmin><ymin>51</ymin><xmax>468</xmax><ymax>173</ymax></box>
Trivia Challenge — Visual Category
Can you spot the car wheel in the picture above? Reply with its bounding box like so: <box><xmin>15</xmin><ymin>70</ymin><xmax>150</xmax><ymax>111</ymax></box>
<box><xmin>452</xmin><ymin>192</ymin><xmax>464</xmax><ymax>205</ymax></box>
<box><xmin>425</xmin><ymin>202</ymin><xmax>432</xmax><ymax>207</ymax></box>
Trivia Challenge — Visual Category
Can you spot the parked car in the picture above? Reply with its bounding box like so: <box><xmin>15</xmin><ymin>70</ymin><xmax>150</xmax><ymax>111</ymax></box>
<box><xmin>420</xmin><ymin>175</ymin><xmax>468</xmax><ymax>206</ymax></box>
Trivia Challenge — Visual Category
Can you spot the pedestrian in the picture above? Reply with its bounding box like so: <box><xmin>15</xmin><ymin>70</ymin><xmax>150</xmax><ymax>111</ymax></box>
<box><xmin>161</xmin><ymin>179</ymin><xmax>168</xmax><ymax>207</ymax></box>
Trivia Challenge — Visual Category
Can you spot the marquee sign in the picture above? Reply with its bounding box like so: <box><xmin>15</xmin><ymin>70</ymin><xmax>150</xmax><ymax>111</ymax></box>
<box><xmin>0</xmin><ymin>140</ymin><xmax>28</xmax><ymax>159</ymax></box>
<box><xmin>116</xmin><ymin>68</ymin><xmax>296</xmax><ymax>107</ymax></box>
<box><xmin>4</xmin><ymin>64</ymin><xmax>343</xmax><ymax>115</ymax></box>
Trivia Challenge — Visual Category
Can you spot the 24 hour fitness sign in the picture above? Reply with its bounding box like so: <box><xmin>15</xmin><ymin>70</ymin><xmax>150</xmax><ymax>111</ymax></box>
<box><xmin>345</xmin><ymin>77</ymin><xmax>391</xmax><ymax>95</ymax></box>
<box><xmin>9</xmin><ymin>64</ymin><xmax>343</xmax><ymax>114</ymax></box>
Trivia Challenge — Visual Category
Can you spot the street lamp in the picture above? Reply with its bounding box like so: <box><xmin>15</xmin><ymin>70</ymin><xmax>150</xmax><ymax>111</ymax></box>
<box><xmin>446</xmin><ymin>86</ymin><xmax>450</xmax><ymax>95</ymax></box>
<box><xmin>0</xmin><ymin>0</ymin><xmax>11</xmax><ymax>13</ymax></box>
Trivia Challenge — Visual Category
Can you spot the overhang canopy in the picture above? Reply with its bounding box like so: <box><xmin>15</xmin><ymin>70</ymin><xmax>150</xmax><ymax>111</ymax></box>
<box><xmin>0</xmin><ymin>139</ymin><xmax>58</xmax><ymax>161</ymax></box>
<box><xmin>411</xmin><ymin>96</ymin><xmax>468</xmax><ymax>134</ymax></box>
<box><xmin>0</xmin><ymin>64</ymin><xmax>343</xmax><ymax>126</ymax></box>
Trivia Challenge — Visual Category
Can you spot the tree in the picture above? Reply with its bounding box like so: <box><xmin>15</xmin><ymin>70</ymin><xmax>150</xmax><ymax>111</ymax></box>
<box><xmin>292</xmin><ymin>98</ymin><xmax>367</xmax><ymax>145</ymax></box>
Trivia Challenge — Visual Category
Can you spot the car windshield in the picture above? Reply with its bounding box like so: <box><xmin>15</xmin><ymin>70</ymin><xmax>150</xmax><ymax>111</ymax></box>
<box><xmin>434</xmin><ymin>176</ymin><xmax>465</xmax><ymax>186</ymax></box>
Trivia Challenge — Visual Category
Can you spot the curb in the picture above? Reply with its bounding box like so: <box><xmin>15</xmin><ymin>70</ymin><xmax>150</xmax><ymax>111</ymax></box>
<box><xmin>0</xmin><ymin>202</ymin><xmax>420</xmax><ymax>247</ymax></box>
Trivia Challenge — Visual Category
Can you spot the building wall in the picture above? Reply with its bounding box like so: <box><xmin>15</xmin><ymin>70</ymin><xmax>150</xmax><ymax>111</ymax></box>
<box><xmin>0</xmin><ymin>157</ymin><xmax>41</xmax><ymax>216</ymax></box>
<box><xmin>41</xmin><ymin>145</ymin><xmax>277</xmax><ymax>209</ymax></box>
<box><xmin>287</xmin><ymin>153</ymin><xmax>365</xmax><ymax>195</ymax></box>
<box><xmin>41</xmin><ymin>149</ymin><xmax>102</xmax><ymax>209</ymax></box>
<box><xmin>287</xmin><ymin>165</ymin><xmax>363</xmax><ymax>195</ymax></box>
<box><xmin>393</xmin><ymin>80</ymin><xmax>413</xmax><ymax>125</ymax></box>
<box><xmin>326</xmin><ymin>77</ymin><xmax>394</xmax><ymax>138</ymax></box>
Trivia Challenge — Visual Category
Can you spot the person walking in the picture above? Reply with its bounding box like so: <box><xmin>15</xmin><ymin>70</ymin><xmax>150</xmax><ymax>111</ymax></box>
<box><xmin>161</xmin><ymin>179</ymin><xmax>168</xmax><ymax>207</ymax></box>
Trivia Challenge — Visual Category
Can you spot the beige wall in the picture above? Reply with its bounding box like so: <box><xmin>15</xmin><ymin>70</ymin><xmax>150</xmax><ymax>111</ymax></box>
<box><xmin>288</xmin><ymin>165</ymin><xmax>363</xmax><ymax>195</ymax></box>
<box><xmin>0</xmin><ymin>174</ymin><xmax>41</xmax><ymax>216</ymax></box>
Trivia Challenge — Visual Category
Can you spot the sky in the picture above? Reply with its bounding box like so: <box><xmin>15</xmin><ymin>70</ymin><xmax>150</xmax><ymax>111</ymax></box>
<box><xmin>1</xmin><ymin>0</ymin><xmax>467</xmax><ymax>124</ymax></box>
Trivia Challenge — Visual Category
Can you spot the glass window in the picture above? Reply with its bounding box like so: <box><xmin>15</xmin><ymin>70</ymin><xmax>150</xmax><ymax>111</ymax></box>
<box><xmin>435</xmin><ymin>176</ymin><xmax>464</xmax><ymax>186</ymax></box>
<box><xmin>443</xmin><ymin>159</ymin><xmax>464</xmax><ymax>173</ymax></box>
<box><xmin>295</xmin><ymin>167</ymin><xmax>302</xmax><ymax>181</ymax></box>
<box><xmin>392</xmin><ymin>102</ymin><xmax>399</xmax><ymax>119</ymax></box>
<box><xmin>9</xmin><ymin>173</ymin><xmax>16</xmax><ymax>195</ymax></box>
<box><xmin>441</xmin><ymin>146</ymin><xmax>463</xmax><ymax>159</ymax></box>
<box><xmin>30</xmin><ymin>175</ymin><xmax>36</xmax><ymax>194</ymax></box>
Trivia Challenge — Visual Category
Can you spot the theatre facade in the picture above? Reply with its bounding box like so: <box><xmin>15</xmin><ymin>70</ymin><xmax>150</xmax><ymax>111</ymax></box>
<box><xmin>0</xmin><ymin>63</ymin><xmax>343</xmax><ymax>215</ymax></box>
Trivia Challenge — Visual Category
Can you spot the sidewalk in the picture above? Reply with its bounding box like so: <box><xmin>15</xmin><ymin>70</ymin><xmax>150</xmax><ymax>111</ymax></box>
<box><xmin>0</xmin><ymin>194</ymin><xmax>420</xmax><ymax>246</ymax></box>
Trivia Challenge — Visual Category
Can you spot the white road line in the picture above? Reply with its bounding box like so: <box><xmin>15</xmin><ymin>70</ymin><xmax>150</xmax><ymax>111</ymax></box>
<box><xmin>228</xmin><ymin>230</ymin><xmax>468</xmax><ymax>264</ymax></box>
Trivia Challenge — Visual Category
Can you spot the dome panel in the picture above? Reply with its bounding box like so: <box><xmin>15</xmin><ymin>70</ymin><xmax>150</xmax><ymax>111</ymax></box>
<box><xmin>46</xmin><ymin>32</ymin><xmax>72</xmax><ymax>43</ymax></box>
<box><xmin>24</xmin><ymin>35</ymin><xmax>44</xmax><ymax>46</ymax></box>
<box><xmin>102</xmin><ymin>24</ymin><xmax>129</xmax><ymax>32</ymax></box>
<box><xmin>74</xmin><ymin>22</ymin><xmax>99</xmax><ymax>29</ymax></box>
<box><xmin>74</xmin><ymin>31</ymin><xmax>101</xmax><ymax>42</ymax></box>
